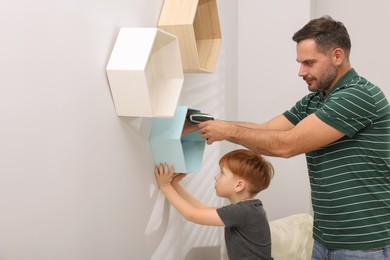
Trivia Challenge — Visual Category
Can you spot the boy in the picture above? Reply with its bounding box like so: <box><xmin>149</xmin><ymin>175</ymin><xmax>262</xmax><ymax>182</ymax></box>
<box><xmin>154</xmin><ymin>149</ymin><xmax>274</xmax><ymax>260</ymax></box>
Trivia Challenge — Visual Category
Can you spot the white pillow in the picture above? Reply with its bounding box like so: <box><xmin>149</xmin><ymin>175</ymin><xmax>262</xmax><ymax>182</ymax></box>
<box><xmin>269</xmin><ymin>213</ymin><xmax>314</xmax><ymax>260</ymax></box>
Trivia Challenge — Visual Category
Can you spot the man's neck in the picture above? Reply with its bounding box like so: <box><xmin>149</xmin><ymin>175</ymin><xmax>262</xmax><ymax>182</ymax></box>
<box><xmin>325</xmin><ymin>63</ymin><xmax>352</xmax><ymax>94</ymax></box>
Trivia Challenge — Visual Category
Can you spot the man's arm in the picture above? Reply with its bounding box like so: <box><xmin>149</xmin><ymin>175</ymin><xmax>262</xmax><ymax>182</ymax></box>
<box><xmin>199</xmin><ymin>114</ymin><xmax>344</xmax><ymax>158</ymax></box>
<box><xmin>154</xmin><ymin>163</ymin><xmax>224</xmax><ymax>226</ymax></box>
<box><xmin>198</xmin><ymin>115</ymin><xmax>294</xmax><ymax>143</ymax></box>
<box><xmin>232</xmin><ymin>114</ymin><xmax>295</xmax><ymax>131</ymax></box>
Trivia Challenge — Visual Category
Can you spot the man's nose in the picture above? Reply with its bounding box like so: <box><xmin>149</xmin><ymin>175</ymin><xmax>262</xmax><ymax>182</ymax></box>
<box><xmin>298</xmin><ymin>64</ymin><xmax>307</xmax><ymax>77</ymax></box>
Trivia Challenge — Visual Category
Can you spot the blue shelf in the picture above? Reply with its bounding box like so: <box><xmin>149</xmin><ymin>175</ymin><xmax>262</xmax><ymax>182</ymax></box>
<box><xmin>150</xmin><ymin>106</ymin><xmax>206</xmax><ymax>173</ymax></box>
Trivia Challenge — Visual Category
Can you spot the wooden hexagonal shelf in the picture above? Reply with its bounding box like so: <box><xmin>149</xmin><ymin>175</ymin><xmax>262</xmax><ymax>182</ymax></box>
<box><xmin>106</xmin><ymin>28</ymin><xmax>184</xmax><ymax>117</ymax></box>
<box><xmin>158</xmin><ymin>0</ymin><xmax>222</xmax><ymax>73</ymax></box>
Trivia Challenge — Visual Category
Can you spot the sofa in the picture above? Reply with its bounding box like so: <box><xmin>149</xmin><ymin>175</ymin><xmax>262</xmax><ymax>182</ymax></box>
<box><xmin>269</xmin><ymin>213</ymin><xmax>314</xmax><ymax>260</ymax></box>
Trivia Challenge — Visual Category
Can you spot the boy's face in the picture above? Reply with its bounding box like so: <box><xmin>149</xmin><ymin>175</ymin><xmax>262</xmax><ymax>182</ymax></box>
<box><xmin>214</xmin><ymin>166</ymin><xmax>238</xmax><ymax>199</ymax></box>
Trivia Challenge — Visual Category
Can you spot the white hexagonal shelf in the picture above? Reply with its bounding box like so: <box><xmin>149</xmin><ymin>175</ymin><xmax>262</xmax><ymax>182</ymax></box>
<box><xmin>158</xmin><ymin>0</ymin><xmax>222</xmax><ymax>73</ymax></box>
<box><xmin>106</xmin><ymin>28</ymin><xmax>184</xmax><ymax>117</ymax></box>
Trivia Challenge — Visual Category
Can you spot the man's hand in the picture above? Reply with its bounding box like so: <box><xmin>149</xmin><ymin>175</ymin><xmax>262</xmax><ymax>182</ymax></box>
<box><xmin>154</xmin><ymin>163</ymin><xmax>175</xmax><ymax>188</ymax></box>
<box><xmin>198</xmin><ymin>120</ymin><xmax>235</xmax><ymax>144</ymax></box>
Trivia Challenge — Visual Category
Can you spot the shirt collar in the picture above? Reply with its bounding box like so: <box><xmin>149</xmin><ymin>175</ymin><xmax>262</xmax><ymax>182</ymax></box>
<box><xmin>326</xmin><ymin>68</ymin><xmax>358</xmax><ymax>96</ymax></box>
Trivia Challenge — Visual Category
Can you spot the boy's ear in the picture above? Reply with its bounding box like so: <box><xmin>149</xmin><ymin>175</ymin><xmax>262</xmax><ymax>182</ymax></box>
<box><xmin>235</xmin><ymin>179</ymin><xmax>246</xmax><ymax>192</ymax></box>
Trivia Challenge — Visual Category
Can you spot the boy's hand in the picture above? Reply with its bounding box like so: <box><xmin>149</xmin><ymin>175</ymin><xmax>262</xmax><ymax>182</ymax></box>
<box><xmin>154</xmin><ymin>163</ymin><xmax>175</xmax><ymax>188</ymax></box>
<box><xmin>171</xmin><ymin>173</ymin><xmax>186</xmax><ymax>186</ymax></box>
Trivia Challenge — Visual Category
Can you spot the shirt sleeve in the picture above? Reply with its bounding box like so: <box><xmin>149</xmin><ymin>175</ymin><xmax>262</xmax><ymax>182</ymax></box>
<box><xmin>283</xmin><ymin>95</ymin><xmax>313</xmax><ymax>126</ymax></box>
<box><xmin>315</xmin><ymin>88</ymin><xmax>378</xmax><ymax>138</ymax></box>
<box><xmin>216</xmin><ymin>204</ymin><xmax>243</xmax><ymax>227</ymax></box>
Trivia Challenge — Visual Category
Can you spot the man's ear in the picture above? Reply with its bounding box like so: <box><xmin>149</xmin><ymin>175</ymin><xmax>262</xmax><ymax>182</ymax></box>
<box><xmin>235</xmin><ymin>180</ymin><xmax>246</xmax><ymax>192</ymax></box>
<box><xmin>332</xmin><ymin>48</ymin><xmax>344</xmax><ymax>65</ymax></box>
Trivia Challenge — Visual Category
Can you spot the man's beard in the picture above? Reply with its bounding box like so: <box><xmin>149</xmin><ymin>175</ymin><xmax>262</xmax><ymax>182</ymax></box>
<box><xmin>308</xmin><ymin>64</ymin><xmax>338</xmax><ymax>93</ymax></box>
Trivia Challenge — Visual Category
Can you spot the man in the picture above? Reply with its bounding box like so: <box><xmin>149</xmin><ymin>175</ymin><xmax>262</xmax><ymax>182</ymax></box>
<box><xmin>198</xmin><ymin>16</ymin><xmax>390</xmax><ymax>259</ymax></box>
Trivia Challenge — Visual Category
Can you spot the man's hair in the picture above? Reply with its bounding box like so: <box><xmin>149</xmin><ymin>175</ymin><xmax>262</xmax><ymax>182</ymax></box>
<box><xmin>292</xmin><ymin>15</ymin><xmax>351</xmax><ymax>57</ymax></box>
<box><xmin>219</xmin><ymin>149</ymin><xmax>274</xmax><ymax>195</ymax></box>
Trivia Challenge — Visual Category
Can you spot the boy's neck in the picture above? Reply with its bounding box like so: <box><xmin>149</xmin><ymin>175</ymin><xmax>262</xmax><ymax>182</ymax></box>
<box><xmin>229</xmin><ymin>195</ymin><xmax>255</xmax><ymax>204</ymax></box>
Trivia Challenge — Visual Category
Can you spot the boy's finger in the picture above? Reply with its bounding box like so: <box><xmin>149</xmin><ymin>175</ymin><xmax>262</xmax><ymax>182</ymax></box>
<box><xmin>154</xmin><ymin>165</ymin><xmax>160</xmax><ymax>175</ymax></box>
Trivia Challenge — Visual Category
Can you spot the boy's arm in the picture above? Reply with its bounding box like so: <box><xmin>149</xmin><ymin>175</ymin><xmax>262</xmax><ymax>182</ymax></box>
<box><xmin>170</xmin><ymin>174</ymin><xmax>207</xmax><ymax>209</ymax></box>
<box><xmin>155</xmin><ymin>163</ymin><xmax>224</xmax><ymax>226</ymax></box>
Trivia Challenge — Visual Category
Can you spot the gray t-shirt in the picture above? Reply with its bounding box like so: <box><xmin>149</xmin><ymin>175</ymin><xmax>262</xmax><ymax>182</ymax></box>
<box><xmin>217</xmin><ymin>199</ymin><xmax>272</xmax><ymax>260</ymax></box>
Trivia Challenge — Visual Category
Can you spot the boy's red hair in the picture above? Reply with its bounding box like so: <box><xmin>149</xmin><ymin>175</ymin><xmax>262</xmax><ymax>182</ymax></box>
<box><xmin>219</xmin><ymin>149</ymin><xmax>274</xmax><ymax>195</ymax></box>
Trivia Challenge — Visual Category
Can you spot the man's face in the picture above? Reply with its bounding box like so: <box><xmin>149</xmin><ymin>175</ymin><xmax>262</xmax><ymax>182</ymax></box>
<box><xmin>296</xmin><ymin>39</ymin><xmax>338</xmax><ymax>93</ymax></box>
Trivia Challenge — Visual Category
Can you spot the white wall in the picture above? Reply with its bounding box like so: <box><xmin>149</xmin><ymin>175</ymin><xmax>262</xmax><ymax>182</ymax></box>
<box><xmin>0</xmin><ymin>0</ymin><xmax>237</xmax><ymax>259</ymax></box>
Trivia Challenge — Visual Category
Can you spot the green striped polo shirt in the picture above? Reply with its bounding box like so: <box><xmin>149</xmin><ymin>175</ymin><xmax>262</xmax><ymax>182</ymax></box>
<box><xmin>283</xmin><ymin>68</ymin><xmax>390</xmax><ymax>249</ymax></box>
